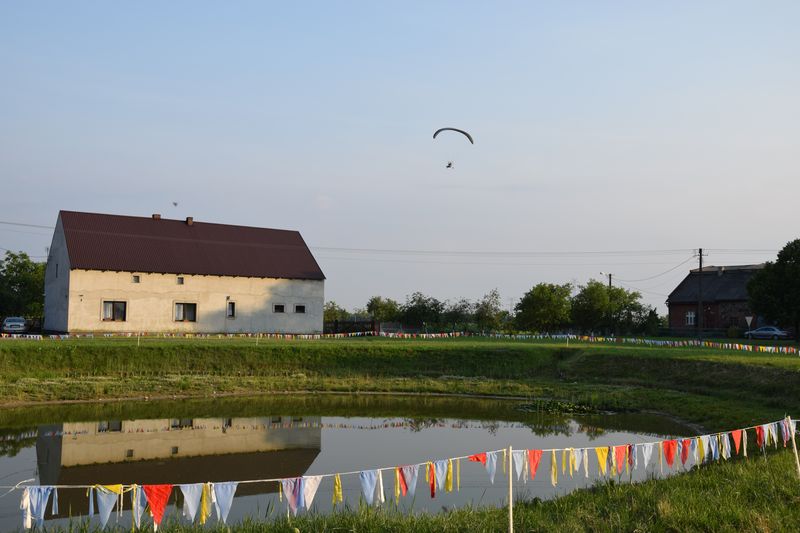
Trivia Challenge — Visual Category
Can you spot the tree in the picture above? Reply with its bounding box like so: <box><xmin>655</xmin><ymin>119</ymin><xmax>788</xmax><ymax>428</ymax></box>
<box><xmin>0</xmin><ymin>251</ymin><xmax>45</xmax><ymax>317</ymax></box>
<box><xmin>442</xmin><ymin>298</ymin><xmax>474</xmax><ymax>331</ymax></box>
<box><xmin>606</xmin><ymin>286</ymin><xmax>646</xmax><ymax>335</ymax></box>
<box><xmin>323</xmin><ymin>301</ymin><xmax>349</xmax><ymax>322</ymax></box>
<box><xmin>474</xmin><ymin>289</ymin><xmax>503</xmax><ymax>332</ymax></box>
<box><xmin>571</xmin><ymin>280</ymin><xmax>609</xmax><ymax>333</ymax></box>
<box><xmin>401</xmin><ymin>292</ymin><xmax>444</xmax><ymax>330</ymax></box>
<box><xmin>515</xmin><ymin>283</ymin><xmax>572</xmax><ymax>333</ymax></box>
<box><xmin>748</xmin><ymin>239</ymin><xmax>800</xmax><ymax>338</ymax></box>
<box><xmin>365</xmin><ymin>296</ymin><xmax>401</xmax><ymax>322</ymax></box>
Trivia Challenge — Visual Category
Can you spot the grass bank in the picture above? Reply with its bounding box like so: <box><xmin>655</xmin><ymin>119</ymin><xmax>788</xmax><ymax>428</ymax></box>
<box><xmin>1</xmin><ymin>337</ymin><xmax>799</xmax><ymax>431</ymax></box>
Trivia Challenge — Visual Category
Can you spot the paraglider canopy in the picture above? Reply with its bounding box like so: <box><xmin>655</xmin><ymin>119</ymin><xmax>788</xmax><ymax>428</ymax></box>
<box><xmin>433</xmin><ymin>128</ymin><xmax>474</xmax><ymax>144</ymax></box>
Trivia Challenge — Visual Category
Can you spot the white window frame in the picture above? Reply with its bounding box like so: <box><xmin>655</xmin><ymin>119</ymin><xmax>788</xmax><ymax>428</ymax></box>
<box><xmin>175</xmin><ymin>302</ymin><xmax>197</xmax><ymax>322</ymax></box>
<box><xmin>685</xmin><ymin>310</ymin><xmax>696</xmax><ymax>326</ymax></box>
<box><xmin>102</xmin><ymin>300</ymin><xmax>127</xmax><ymax>322</ymax></box>
<box><xmin>226</xmin><ymin>301</ymin><xmax>236</xmax><ymax>319</ymax></box>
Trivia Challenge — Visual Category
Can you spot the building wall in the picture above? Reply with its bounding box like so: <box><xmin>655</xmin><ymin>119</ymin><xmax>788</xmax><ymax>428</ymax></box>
<box><xmin>57</xmin><ymin>416</ymin><xmax>321</xmax><ymax>466</ymax></box>
<box><xmin>66</xmin><ymin>270</ymin><xmax>324</xmax><ymax>333</ymax></box>
<box><xmin>43</xmin><ymin>218</ymin><xmax>71</xmax><ymax>332</ymax></box>
<box><xmin>669</xmin><ymin>301</ymin><xmax>757</xmax><ymax>331</ymax></box>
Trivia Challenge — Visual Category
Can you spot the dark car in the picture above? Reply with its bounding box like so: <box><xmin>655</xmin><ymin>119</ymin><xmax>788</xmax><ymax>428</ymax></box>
<box><xmin>1</xmin><ymin>317</ymin><xmax>28</xmax><ymax>334</ymax></box>
<box><xmin>743</xmin><ymin>326</ymin><xmax>789</xmax><ymax>340</ymax></box>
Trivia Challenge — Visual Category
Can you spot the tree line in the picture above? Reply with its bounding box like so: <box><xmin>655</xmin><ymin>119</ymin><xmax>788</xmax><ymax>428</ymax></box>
<box><xmin>0</xmin><ymin>251</ymin><xmax>45</xmax><ymax>318</ymax></box>
<box><xmin>326</xmin><ymin>282</ymin><xmax>662</xmax><ymax>335</ymax></box>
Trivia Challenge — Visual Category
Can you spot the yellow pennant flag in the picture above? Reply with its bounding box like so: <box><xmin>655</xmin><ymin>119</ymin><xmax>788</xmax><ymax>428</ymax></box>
<box><xmin>551</xmin><ymin>450</ymin><xmax>558</xmax><ymax>486</ymax></box>
<box><xmin>569</xmin><ymin>449</ymin><xmax>576</xmax><ymax>477</ymax></box>
<box><xmin>595</xmin><ymin>447</ymin><xmax>609</xmax><ymax>476</ymax></box>
<box><xmin>658</xmin><ymin>441</ymin><xmax>664</xmax><ymax>474</ymax></box>
<box><xmin>697</xmin><ymin>436</ymin><xmax>705</xmax><ymax>463</ymax></box>
<box><xmin>200</xmin><ymin>483</ymin><xmax>212</xmax><ymax>525</ymax></box>
<box><xmin>561</xmin><ymin>449</ymin><xmax>567</xmax><ymax>475</ymax></box>
<box><xmin>446</xmin><ymin>459</ymin><xmax>453</xmax><ymax>492</ymax></box>
<box><xmin>394</xmin><ymin>468</ymin><xmax>401</xmax><ymax>501</ymax></box>
<box><xmin>332</xmin><ymin>474</ymin><xmax>343</xmax><ymax>505</ymax></box>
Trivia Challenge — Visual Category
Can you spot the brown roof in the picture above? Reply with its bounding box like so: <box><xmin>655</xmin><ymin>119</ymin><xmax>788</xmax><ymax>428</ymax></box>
<box><xmin>59</xmin><ymin>211</ymin><xmax>325</xmax><ymax>280</ymax></box>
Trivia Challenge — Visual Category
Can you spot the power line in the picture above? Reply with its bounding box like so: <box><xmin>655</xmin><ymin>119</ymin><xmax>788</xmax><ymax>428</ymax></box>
<box><xmin>312</xmin><ymin>246</ymin><xmax>696</xmax><ymax>258</ymax></box>
<box><xmin>615</xmin><ymin>256</ymin><xmax>695</xmax><ymax>283</ymax></box>
<box><xmin>0</xmin><ymin>220</ymin><xmax>53</xmax><ymax>230</ymax></box>
<box><xmin>315</xmin><ymin>255</ymin><xmax>693</xmax><ymax>267</ymax></box>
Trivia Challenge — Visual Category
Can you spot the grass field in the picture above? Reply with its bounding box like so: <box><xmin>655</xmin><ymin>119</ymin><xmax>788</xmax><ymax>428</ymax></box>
<box><xmin>3</xmin><ymin>336</ymin><xmax>800</xmax><ymax>531</ymax></box>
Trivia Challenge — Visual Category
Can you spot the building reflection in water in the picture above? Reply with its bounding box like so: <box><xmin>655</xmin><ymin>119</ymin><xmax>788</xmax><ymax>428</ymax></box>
<box><xmin>36</xmin><ymin>416</ymin><xmax>321</xmax><ymax>517</ymax></box>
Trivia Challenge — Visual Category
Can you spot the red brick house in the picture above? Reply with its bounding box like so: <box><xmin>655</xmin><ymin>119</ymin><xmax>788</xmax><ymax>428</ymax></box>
<box><xmin>666</xmin><ymin>264</ymin><xmax>764</xmax><ymax>334</ymax></box>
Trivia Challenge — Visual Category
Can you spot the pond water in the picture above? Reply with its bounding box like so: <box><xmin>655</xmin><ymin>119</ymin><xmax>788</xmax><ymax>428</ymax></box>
<box><xmin>0</xmin><ymin>395</ymin><xmax>695</xmax><ymax>531</ymax></box>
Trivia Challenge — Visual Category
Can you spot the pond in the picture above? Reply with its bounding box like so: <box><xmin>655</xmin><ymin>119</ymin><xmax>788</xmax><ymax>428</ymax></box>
<box><xmin>0</xmin><ymin>395</ymin><xmax>695</xmax><ymax>531</ymax></box>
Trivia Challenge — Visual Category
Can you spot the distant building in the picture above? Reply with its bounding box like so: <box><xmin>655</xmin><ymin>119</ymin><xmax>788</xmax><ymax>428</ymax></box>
<box><xmin>666</xmin><ymin>264</ymin><xmax>764</xmax><ymax>333</ymax></box>
<box><xmin>43</xmin><ymin>211</ymin><xmax>325</xmax><ymax>334</ymax></box>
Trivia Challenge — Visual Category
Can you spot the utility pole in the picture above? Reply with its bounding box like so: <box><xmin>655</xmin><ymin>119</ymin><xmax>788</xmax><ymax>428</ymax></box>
<box><xmin>697</xmin><ymin>248</ymin><xmax>706</xmax><ymax>339</ymax></box>
<box><xmin>607</xmin><ymin>273</ymin><xmax>612</xmax><ymax>289</ymax></box>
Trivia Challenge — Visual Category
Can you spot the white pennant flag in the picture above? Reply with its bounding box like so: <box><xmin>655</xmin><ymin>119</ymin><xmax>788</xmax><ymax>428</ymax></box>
<box><xmin>641</xmin><ymin>443</ymin><xmax>655</xmax><ymax>469</ymax></box>
<box><xmin>303</xmin><ymin>476</ymin><xmax>323</xmax><ymax>510</ymax></box>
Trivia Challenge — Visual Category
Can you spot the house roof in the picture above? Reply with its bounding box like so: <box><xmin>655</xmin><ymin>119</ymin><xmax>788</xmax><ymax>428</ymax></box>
<box><xmin>58</xmin><ymin>210</ymin><xmax>325</xmax><ymax>280</ymax></box>
<box><xmin>667</xmin><ymin>264</ymin><xmax>764</xmax><ymax>305</ymax></box>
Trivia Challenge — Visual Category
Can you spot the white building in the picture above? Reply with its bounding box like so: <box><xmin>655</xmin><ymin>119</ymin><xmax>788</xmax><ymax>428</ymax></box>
<box><xmin>43</xmin><ymin>211</ymin><xmax>325</xmax><ymax>334</ymax></box>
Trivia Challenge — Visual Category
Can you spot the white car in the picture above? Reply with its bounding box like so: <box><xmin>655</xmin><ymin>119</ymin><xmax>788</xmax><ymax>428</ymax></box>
<box><xmin>1</xmin><ymin>317</ymin><xmax>28</xmax><ymax>334</ymax></box>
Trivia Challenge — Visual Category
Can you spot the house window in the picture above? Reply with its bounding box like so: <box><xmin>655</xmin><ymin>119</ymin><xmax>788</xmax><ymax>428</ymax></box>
<box><xmin>175</xmin><ymin>303</ymin><xmax>197</xmax><ymax>322</ymax></box>
<box><xmin>295</xmin><ymin>305</ymin><xmax>306</xmax><ymax>314</ymax></box>
<box><xmin>171</xmin><ymin>418</ymin><xmax>194</xmax><ymax>429</ymax></box>
<box><xmin>227</xmin><ymin>301</ymin><xmax>236</xmax><ymax>319</ymax></box>
<box><xmin>171</xmin><ymin>446</ymin><xmax>179</xmax><ymax>455</ymax></box>
<box><xmin>273</xmin><ymin>304</ymin><xmax>285</xmax><ymax>313</ymax></box>
<box><xmin>177</xmin><ymin>276</ymin><xmax>184</xmax><ymax>285</ymax></box>
<box><xmin>685</xmin><ymin>311</ymin><xmax>696</xmax><ymax>326</ymax></box>
<box><xmin>126</xmin><ymin>449</ymin><xmax>134</xmax><ymax>458</ymax></box>
<box><xmin>55</xmin><ymin>263</ymin><xmax>58</xmax><ymax>278</ymax></box>
<box><xmin>98</xmin><ymin>420</ymin><xmax>122</xmax><ymax>432</ymax></box>
<box><xmin>103</xmin><ymin>301</ymin><xmax>127</xmax><ymax>321</ymax></box>
<box><xmin>132</xmin><ymin>275</ymin><xmax>140</xmax><ymax>284</ymax></box>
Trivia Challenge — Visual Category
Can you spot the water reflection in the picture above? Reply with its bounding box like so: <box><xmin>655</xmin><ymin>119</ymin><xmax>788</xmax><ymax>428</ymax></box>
<box><xmin>0</xmin><ymin>396</ymin><xmax>695</xmax><ymax>531</ymax></box>
<box><xmin>35</xmin><ymin>417</ymin><xmax>320</xmax><ymax>517</ymax></box>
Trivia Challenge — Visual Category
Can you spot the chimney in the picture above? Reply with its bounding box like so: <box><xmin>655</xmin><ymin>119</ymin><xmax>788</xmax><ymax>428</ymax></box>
<box><xmin>152</xmin><ymin>214</ymin><xmax>161</xmax><ymax>220</ymax></box>
<box><xmin>186</xmin><ymin>216</ymin><xmax>194</xmax><ymax>226</ymax></box>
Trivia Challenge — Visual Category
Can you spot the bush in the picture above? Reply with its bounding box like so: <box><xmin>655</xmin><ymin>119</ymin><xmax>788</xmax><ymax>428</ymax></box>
<box><xmin>726</xmin><ymin>326</ymin><xmax>741</xmax><ymax>338</ymax></box>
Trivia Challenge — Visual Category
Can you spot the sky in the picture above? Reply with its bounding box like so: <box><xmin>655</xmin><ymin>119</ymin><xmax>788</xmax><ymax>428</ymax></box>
<box><xmin>1</xmin><ymin>1</ymin><xmax>798</xmax><ymax>314</ymax></box>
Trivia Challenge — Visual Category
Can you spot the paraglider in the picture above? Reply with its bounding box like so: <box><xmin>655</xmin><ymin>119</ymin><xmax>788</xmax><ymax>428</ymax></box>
<box><xmin>432</xmin><ymin>128</ymin><xmax>474</xmax><ymax>144</ymax></box>
<box><xmin>433</xmin><ymin>128</ymin><xmax>473</xmax><ymax>168</ymax></box>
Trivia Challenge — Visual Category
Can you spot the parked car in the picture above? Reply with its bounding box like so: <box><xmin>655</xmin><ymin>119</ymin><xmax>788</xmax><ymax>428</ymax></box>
<box><xmin>1</xmin><ymin>317</ymin><xmax>28</xmax><ymax>334</ymax></box>
<box><xmin>743</xmin><ymin>326</ymin><xmax>789</xmax><ymax>340</ymax></box>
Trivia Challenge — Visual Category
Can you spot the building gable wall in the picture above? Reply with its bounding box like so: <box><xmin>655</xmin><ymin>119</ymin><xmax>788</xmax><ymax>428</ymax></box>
<box><xmin>43</xmin><ymin>216</ymin><xmax>71</xmax><ymax>333</ymax></box>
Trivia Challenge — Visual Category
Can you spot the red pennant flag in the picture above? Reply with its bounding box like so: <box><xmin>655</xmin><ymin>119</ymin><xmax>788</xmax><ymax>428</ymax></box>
<box><xmin>468</xmin><ymin>452</ymin><xmax>487</xmax><ymax>465</ymax></box>
<box><xmin>397</xmin><ymin>467</ymin><xmax>408</xmax><ymax>497</ymax></box>
<box><xmin>731</xmin><ymin>430</ymin><xmax>742</xmax><ymax>454</ymax></box>
<box><xmin>527</xmin><ymin>449</ymin><xmax>543</xmax><ymax>479</ymax></box>
<box><xmin>755</xmin><ymin>426</ymin><xmax>765</xmax><ymax>449</ymax></box>
<box><xmin>614</xmin><ymin>446</ymin><xmax>627</xmax><ymax>474</ymax></box>
<box><xmin>627</xmin><ymin>444</ymin><xmax>635</xmax><ymax>468</ymax></box>
<box><xmin>429</xmin><ymin>463</ymin><xmax>436</xmax><ymax>499</ymax></box>
<box><xmin>662</xmin><ymin>440</ymin><xmax>677</xmax><ymax>468</ymax></box>
<box><xmin>681</xmin><ymin>439</ymin><xmax>691</xmax><ymax>465</ymax></box>
<box><xmin>142</xmin><ymin>484</ymin><xmax>173</xmax><ymax>526</ymax></box>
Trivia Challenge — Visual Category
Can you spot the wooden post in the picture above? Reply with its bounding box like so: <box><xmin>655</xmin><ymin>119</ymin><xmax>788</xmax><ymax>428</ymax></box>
<box><xmin>788</xmin><ymin>416</ymin><xmax>800</xmax><ymax>479</ymax></box>
<box><xmin>508</xmin><ymin>445</ymin><xmax>514</xmax><ymax>533</ymax></box>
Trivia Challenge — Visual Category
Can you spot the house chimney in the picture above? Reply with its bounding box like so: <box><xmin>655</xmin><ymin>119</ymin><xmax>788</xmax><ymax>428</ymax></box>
<box><xmin>186</xmin><ymin>216</ymin><xmax>194</xmax><ymax>226</ymax></box>
<box><xmin>152</xmin><ymin>214</ymin><xmax>161</xmax><ymax>220</ymax></box>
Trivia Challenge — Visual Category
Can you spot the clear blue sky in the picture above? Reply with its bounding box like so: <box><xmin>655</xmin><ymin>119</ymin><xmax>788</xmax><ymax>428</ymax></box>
<box><xmin>1</xmin><ymin>2</ymin><xmax>798</xmax><ymax>313</ymax></box>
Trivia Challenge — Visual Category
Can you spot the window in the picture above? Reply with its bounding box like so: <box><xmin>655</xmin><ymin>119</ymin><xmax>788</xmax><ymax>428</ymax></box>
<box><xmin>227</xmin><ymin>301</ymin><xmax>236</xmax><ymax>319</ymax></box>
<box><xmin>55</xmin><ymin>263</ymin><xmax>58</xmax><ymax>278</ymax></box>
<box><xmin>132</xmin><ymin>275</ymin><xmax>140</xmax><ymax>284</ymax></box>
<box><xmin>126</xmin><ymin>449</ymin><xmax>134</xmax><ymax>458</ymax></box>
<box><xmin>177</xmin><ymin>276</ymin><xmax>184</xmax><ymax>285</ymax></box>
<box><xmin>273</xmin><ymin>304</ymin><xmax>285</xmax><ymax>313</ymax></box>
<box><xmin>685</xmin><ymin>311</ymin><xmax>696</xmax><ymax>326</ymax></box>
<box><xmin>171</xmin><ymin>446</ymin><xmax>179</xmax><ymax>455</ymax></box>
<box><xmin>98</xmin><ymin>420</ymin><xmax>122</xmax><ymax>432</ymax></box>
<box><xmin>175</xmin><ymin>303</ymin><xmax>197</xmax><ymax>322</ymax></box>
<box><xmin>170</xmin><ymin>418</ymin><xmax>194</xmax><ymax>429</ymax></box>
<box><xmin>294</xmin><ymin>304</ymin><xmax>306</xmax><ymax>314</ymax></box>
<box><xmin>102</xmin><ymin>301</ymin><xmax>127</xmax><ymax>321</ymax></box>
<box><xmin>271</xmin><ymin>416</ymin><xmax>282</xmax><ymax>424</ymax></box>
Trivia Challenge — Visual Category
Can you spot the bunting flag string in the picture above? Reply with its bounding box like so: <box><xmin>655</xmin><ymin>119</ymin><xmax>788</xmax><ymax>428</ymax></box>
<box><xmin>8</xmin><ymin>417</ymin><xmax>799</xmax><ymax>530</ymax></box>
<box><xmin>5</xmin><ymin>330</ymin><xmax>798</xmax><ymax>358</ymax></box>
